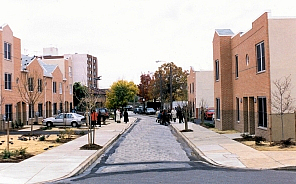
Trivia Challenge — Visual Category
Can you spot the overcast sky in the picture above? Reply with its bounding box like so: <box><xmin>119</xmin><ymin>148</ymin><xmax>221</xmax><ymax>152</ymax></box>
<box><xmin>1</xmin><ymin>0</ymin><xmax>296</xmax><ymax>88</ymax></box>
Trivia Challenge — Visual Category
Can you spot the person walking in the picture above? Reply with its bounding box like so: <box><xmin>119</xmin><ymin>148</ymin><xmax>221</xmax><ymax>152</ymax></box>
<box><xmin>97</xmin><ymin>110</ymin><xmax>102</xmax><ymax>127</ymax></box>
<box><xmin>116</xmin><ymin>109</ymin><xmax>121</xmax><ymax>123</ymax></box>
<box><xmin>171</xmin><ymin>108</ymin><xmax>177</xmax><ymax>122</ymax></box>
<box><xmin>123</xmin><ymin>109</ymin><xmax>129</xmax><ymax>123</ymax></box>
<box><xmin>91</xmin><ymin>110</ymin><xmax>98</xmax><ymax>127</ymax></box>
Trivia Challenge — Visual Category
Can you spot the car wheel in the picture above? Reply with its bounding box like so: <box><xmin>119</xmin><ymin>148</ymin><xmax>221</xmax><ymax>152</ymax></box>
<box><xmin>46</xmin><ymin>122</ymin><xmax>52</xmax><ymax>127</ymax></box>
<box><xmin>72</xmin><ymin>122</ymin><xmax>78</xmax><ymax>127</ymax></box>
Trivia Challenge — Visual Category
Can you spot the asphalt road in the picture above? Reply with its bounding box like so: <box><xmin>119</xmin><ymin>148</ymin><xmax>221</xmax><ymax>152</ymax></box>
<box><xmin>53</xmin><ymin>114</ymin><xmax>296</xmax><ymax>184</ymax></box>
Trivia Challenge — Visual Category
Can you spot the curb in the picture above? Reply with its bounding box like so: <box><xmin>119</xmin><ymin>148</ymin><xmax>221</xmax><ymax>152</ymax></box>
<box><xmin>170</xmin><ymin>123</ymin><xmax>223</xmax><ymax>167</ymax></box>
<box><xmin>48</xmin><ymin>118</ymin><xmax>138</xmax><ymax>183</ymax></box>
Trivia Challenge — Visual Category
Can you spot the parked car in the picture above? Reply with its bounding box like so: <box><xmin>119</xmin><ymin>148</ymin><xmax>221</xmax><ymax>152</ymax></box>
<box><xmin>96</xmin><ymin>108</ymin><xmax>110</xmax><ymax>120</ymax></box>
<box><xmin>42</xmin><ymin>113</ymin><xmax>85</xmax><ymax>127</ymax></box>
<box><xmin>145</xmin><ymin>108</ymin><xmax>156</xmax><ymax>115</ymax></box>
<box><xmin>205</xmin><ymin>109</ymin><xmax>215</xmax><ymax>120</ymax></box>
<box><xmin>133</xmin><ymin>107</ymin><xmax>143</xmax><ymax>114</ymax></box>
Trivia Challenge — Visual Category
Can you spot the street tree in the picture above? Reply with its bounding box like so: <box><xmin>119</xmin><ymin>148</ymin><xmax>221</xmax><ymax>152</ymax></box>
<box><xmin>106</xmin><ymin>80</ymin><xmax>138</xmax><ymax>110</ymax></box>
<box><xmin>138</xmin><ymin>73</ymin><xmax>152</xmax><ymax>101</ymax></box>
<box><xmin>149</xmin><ymin>62</ymin><xmax>188</xmax><ymax>106</ymax></box>
<box><xmin>17</xmin><ymin>72</ymin><xmax>43</xmax><ymax>135</ymax></box>
<box><xmin>73</xmin><ymin>82</ymin><xmax>87</xmax><ymax>111</ymax></box>
<box><xmin>271</xmin><ymin>75</ymin><xmax>295</xmax><ymax>140</ymax></box>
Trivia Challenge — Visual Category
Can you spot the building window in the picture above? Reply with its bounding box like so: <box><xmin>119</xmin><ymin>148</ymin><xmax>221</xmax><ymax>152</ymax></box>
<box><xmin>69</xmin><ymin>84</ymin><xmax>72</xmax><ymax>95</ymax></box>
<box><xmin>53</xmin><ymin>103</ymin><xmax>57</xmax><ymax>115</ymax></box>
<box><xmin>60</xmin><ymin>103</ymin><xmax>63</xmax><ymax>113</ymax></box>
<box><xmin>29</xmin><ymin>104</ymin><xmax>34</xmax><ymax>118</ymax></box>
<box><xmin>59</xmin><ymin>82</ymin><xmax>62</xmax><ymax>94</ymax></box>
<box><xmin>53</xmin><ymin>82</ymin><xmax>56</xmax><ymax>93</ymax></box>
<box><xmin>38</xmin><ymin>79</ymin><xmax>42</xmax><ymax>92</ymax></box>
<box><xmin>4</xmin><ymin>42</ymin><xmax>11</xmax><ymax>60</ymax></box>
<box><xmin>4</xmin><ymin>73</ymin><xmax>12</xmax><ymax>90</ymax></box>
<box><xmin>246</xmin><ymin>54</ymin><xmax>249</xmax><ymax>66</ymax></box>
<box><xmin>235</xmin><ymin>55</ymin><xmax>239</xmax><ymax>78</ymax></box>
<box><xmin>192</xmin><ymin>83</ymin><xmax>194</xmax><ymax>93</ymax></box>
<box><xmin>216</xmin><ymin>98</ymin><xmax>220</xmax><ymax>120</ymax></box>
<box><xmin>5</xmin><ymin>104</ymin><xmax>12</xmax><ymax>121</ymax></box>
<box><xmin>256</xmin><ymin>42</ymin><xmax>265</xmax><ymax>72</ymax></box>
<box><xmin>236</xmin><ymin>97</ymin><xmax>240</xmax><ymax>121</ymax></box>
<box><xmin>38</xmin><ymin>103</ymin><xmax>43</xmax><ymax>117</ymax></box>
<box><xmin>28</xmin><ymin>77</ymin><xmax>34</xmax><ymax>92</ymax></box>
<box><xmin>215</xmin><ymin>60</ymin><xmax>219</xmax><ymax>81</ymax></box>
<box><xmin>258</xmin><ymin>97</ymin><xmax>267</xmax><ymax>128</ymax></box>
<box><xmin>69</xmin><ymin>66</ymin><xmax>72</xmax><ymax>77</ymax></box>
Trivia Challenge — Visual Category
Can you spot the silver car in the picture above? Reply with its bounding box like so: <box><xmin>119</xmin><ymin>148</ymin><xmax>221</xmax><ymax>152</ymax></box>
<box><xmin>42</xmin><ymin>113</ymin><xmax>85</xmax><ymax>127</ymax></box>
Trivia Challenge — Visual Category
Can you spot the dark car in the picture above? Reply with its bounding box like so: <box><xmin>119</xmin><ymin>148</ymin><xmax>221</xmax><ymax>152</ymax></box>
<box><xmin>96</xmin><ymin>108</ymin><xmax>110</xmax><ymax>120</ymax></box>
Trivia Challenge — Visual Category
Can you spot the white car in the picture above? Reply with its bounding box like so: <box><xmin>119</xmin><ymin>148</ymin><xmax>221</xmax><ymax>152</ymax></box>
<box><xmin>42</xmin><ymin>113</ymin><xmax>85</xmax><ymax>127</ymax></box>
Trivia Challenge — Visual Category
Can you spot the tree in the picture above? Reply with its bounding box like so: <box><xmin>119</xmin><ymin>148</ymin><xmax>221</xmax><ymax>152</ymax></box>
<box><xmin>138</xmin><ymin>73</ymin><xmax>152</xmax><ymax>101</ymax></box>
<box><xmin>73</xmin><ymin>82</ymin><xmax>87</xmax><ymax>111</ymax></box>
<box><xmin>106</xmin><ymin>80</ymin><xmax>139</xmax><ymax>110</ymax></box>
<box><xmin>271</xmin><ymin>75</ymin><xmax>294</xmax><ymax>140</ymax></box>
<box><xmin>17</xmin><ymin>72</ymin><xmax>43</xmax><ymax>135</ymax></box>
<box><xmin>149</xmin><ymin>62</ymin><xmax>188</xmax><ymax>106</ymax></box>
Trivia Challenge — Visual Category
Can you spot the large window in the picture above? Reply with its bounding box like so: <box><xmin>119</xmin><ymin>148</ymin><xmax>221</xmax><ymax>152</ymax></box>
<box><xmin>28</xmin><ymin>77</ymin><xmax>34</xmax><ymax>92</ymax></box>
<box><xmin>5</xmin><ymin>104</ymin><xmax>12</xmax><ymax>121</ymax></box>
<box><xmin>59</xmin><ymin>82</ymin><xmax>63</xmax><ymax>94</ymax></box>
<box><xmin>4</xmin><ymin>73</ymin><xmax>11</xmax><ymax>90</ymax></box>
<box><xmin>215</xmin><ymin>60</ymin><xmax>219</xmax><ymax>81</ymax></box>
<box><xmin>256</xmin><ymin>42</ymin><xmax>265</xmax><ymax>72</ymax></box>
<box><xmin>53</xmin><ymin>82</ymin><xmax>57</xmax><ymax>93</ymax></box>
<box><xmin>216</xmin><ymin>98</ymin><xmax>220</xmax><ymax>120</ymax></box>
<box><xmin>258</xmin><ymin>97</ymin><xmax>267</xmax><ymax>127</ymax></box>
<box><xmin>38</xmin><ymin>103</ymin><xmax>43</xmax><ymax>117</ymax></box>
<box><xmin>38</xmin><ymin>79</ymin><xmax>42</xmax><ymax>92</ymax></box>
<box><xmin>29</xmin><ymin>104</ymin><xmax>35</xmax><ymax>118</ymax></box>
<box><xmin>235</xmin><ymin>55</ymin><xmax>239</xmax><ymax>78</ymax></box>
<box><xmin>4</xmin><ymin>42</ymin><xmax>11</xmax><ymax>60</ymax></box>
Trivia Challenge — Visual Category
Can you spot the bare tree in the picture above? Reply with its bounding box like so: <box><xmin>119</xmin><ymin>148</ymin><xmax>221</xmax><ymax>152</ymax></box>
<box><xmin>271</xmin><ymin>75</ymin><xmax>294</xmax><ymax>140</ymax></box>
<box><xmin>17</xmin><ymin>72</ymin><xmax>43</xmax><ymax>135</ymax></box>
<box><xmin>199</xmin><ymin>98</ymin><xmax>208</xmax><ymax>125</ymax></box>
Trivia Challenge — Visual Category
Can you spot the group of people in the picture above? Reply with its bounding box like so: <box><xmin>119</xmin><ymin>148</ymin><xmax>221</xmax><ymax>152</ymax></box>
<box><xmin>90</xmin><ymin>110</ymin><xmax>105</xmax><ymax>127</ymax></box>
<box><xmin>115</xmin><ymin>108</ymin><xmax>129</xmax><ymax>123</ymax></box>
<box><xmin>156</xmin><ymin>106</ymin><xmax>184</xmax><ymax>126</ymax></box>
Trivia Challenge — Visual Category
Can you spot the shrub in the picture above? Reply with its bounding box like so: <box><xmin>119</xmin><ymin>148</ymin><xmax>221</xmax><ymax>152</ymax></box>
<box><xmin>255</xmin><ymin>136</ymin><xmax>265</xmax><ymax>145</ymax></box>
<box><xmin>39</xmin><ymin>135</ymin><xmax>46</xmax><ymax>141</ymax></box>
<box><xmin>1</xmin><ymin>149</ymin><xmax>12</xmax><ymax>159</ymax></box>
<box><xmin>280</xmin><ymin>138</ymin><xmax>293</xmax><ymax>147</ymax></box>
<box><xmin>204</xmin><ymin>122</ymin><xmax>215</xmax><ymax>128</ymax></box>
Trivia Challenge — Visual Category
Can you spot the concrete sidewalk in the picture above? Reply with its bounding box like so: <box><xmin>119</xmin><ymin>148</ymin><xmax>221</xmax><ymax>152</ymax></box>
<box><xmin>171</xmin><ymin>122</ymin><xmax>296</xmax><ymax>170</ymax></box>
<box><xmin>0</xmin><ymin>117</ymin><xmax>137</xmax><ymax>184</ymax></box>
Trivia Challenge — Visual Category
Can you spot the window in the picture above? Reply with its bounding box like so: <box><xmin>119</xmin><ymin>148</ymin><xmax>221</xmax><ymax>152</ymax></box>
<box><xmin>38</xmin><ymin>79</ymin><xmax>42</xmax><ymax>92</ymax></box>
<box><xmin>69</xmin><ymin>84</ymin><xmax>73</xmax><ymax>95</ymax></box>
<box><xmin>5</xmin><ymin>104</ymin><xmax>12</xmax><ymax>121</ymax></box>
<box><xmin>256</xmin><ymin>42</ymin><xmax>265</xmax><ymax>72</ymax></box>
<box><xmin>236</xmin><ymin>97</ymin><xmax>240</xmax><ymax>121</ymax></box>
<box><xmin>216</xmin><ymin>98</ymin><xmax>220</xmax><ymax>119</ymax></box>
<box><xmin>53</xmin><ymin>82</ymin><xmax>56</xmax><ymax>93</ymax></box>
<box><xmin>235</xmin><ymin>55</ymin><xmax>239</xmax><ymax>78</ymax></box>
<box><xmin>60</xmin><ymin>102</ymin><xmax>63</xmax><ymax>113</ymax></box>
<box><xmin>59</xmin><ymin>82</ymin><xmax>62</xmax><ymax>94</ymax></box>
<box><xmin>258</xmin><ymin>97</ymin><xmax>267</xmax><ymax>127</ymax></box>
<box><xmin>28</xmin><ymin>77</ymin><xmax>34</xmax><ymax>92</ymax></box>
<box><xmin>4</xmin><ymin>73</ymin><xmax>11</xmax><ymax>90</ymax></box>
<box><xmin>246</xmin><ymin>54</ymin><xmax>249</xmax><ymax>66</ymax></box>
<box><xmin>69</xmin><ymin>66</ymin><xmax>72</xmax><ymax>77</ymax></box>
<box><xmin>192</xmin><ymin>83</ymin><xmax>194</xmax><ymax>93</ymax></box>
<box><xmin>4</xmin><ymin>42</ymin><xmax>11</xmax><ymax>60</ymax></box>
<box><xmin>215</xmin><ymin>60</ymin><xmax>219</xmax><ymax>81</ymax></box>
<box><xmin>29</xmin><ymin>104</ymin><xmax>34</xmax><ymax>118</ymax></box>
<box><xmin>38</xmin><ymin>103</ymin><xmax>43</xmax><ymax>117</ymax></box>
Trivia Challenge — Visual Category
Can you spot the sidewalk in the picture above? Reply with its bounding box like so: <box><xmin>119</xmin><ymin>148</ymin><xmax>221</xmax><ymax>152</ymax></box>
<box><xmin>0</xmin><ymin>117</ymin><xmax>137</xmax><ymax>184</ymax></box>
<box><xmin>171</xmin><ymin>122</ymin><xmax>296</xmax><ymax>170</ymax></box>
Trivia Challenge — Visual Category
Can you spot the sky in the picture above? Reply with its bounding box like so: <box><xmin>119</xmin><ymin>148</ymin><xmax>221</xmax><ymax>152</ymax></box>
<box><xmin>1</xmin><ymin>0</ymin><xmax>296</xmax><ymax>89</ymax></box>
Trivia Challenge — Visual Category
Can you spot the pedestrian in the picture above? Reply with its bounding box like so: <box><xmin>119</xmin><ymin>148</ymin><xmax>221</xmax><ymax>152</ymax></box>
<box><xmin>171</xmin><ymin>108</ymin><xmax>177</xmax><ymax>122</ymax></box>
<box><xmin>124</xmin><ymin>109</ymin><xmax>129</xmax><ymax>123</ymax></box>
<box><xmin>97</xmin><ymin>110</ymin><xmax>101</xmax><ymax>127</ymax></box>
<box><xmin>91</xmin><ymin>110</ymin><xmax>98</xmax><ymax>127</ymax></box>
<box><xmin>116</xmin><ymin>109</ymin><xmax>121</xmax><ymax>123</ymax></box>
<box><xmin>177</xmin><ymin>108</ymin><xmax>183</xmax><ymax>123</ymax></box>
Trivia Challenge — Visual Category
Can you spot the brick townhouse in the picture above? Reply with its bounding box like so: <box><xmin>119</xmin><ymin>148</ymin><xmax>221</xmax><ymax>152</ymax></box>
<box><xmin>213</xmin><ymin>12</ymin><xmax>296</xmax><ymax>141</ymax></box>
<box><xmin>0</xmin><ymin>24</ymin><xmax>73</xmax><ymax>129</ymax></box>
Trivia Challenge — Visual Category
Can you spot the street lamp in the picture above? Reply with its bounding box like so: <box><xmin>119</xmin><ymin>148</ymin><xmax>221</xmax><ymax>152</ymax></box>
<box><xmin>156</xmin><ymin>61</ymin><xmax>173</xmax><ymax>110</ymax></box>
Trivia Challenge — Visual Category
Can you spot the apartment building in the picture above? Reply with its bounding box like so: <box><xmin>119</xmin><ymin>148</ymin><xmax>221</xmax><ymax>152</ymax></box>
<box><xmin>64</xmin><ymin>53</ymin><xmax>99</xmax><ymax>88</ymax></box>
<box><xmin>187</xmin><ymin>67</ymin><xmax>214</xmax><ymax>118</ymax></box>
<box><xmin>213</xmin><ymin>12</ymin><xmax>296</xmax><ymax>141</ymax></box>
<box><xmin>0</xmin><ymin>24</ymin><xmax>73</xmax><ymax>129</ymax></box>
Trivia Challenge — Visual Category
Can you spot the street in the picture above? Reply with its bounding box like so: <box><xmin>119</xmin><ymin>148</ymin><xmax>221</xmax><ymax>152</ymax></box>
<box><xmin>54</xmin><ymin>113</ymin><xmax>296</xmax><ymax>184</ymax></box>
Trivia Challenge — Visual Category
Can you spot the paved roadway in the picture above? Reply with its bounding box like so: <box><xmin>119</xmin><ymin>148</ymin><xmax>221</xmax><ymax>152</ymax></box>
<box><xmin>54</xmin><ymin>114</ymin><xmax>296</xmax><ymax>184</ymax></box>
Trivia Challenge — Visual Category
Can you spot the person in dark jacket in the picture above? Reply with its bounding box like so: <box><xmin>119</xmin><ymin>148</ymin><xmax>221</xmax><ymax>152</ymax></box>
<box><xmin>97</xmin><ymin>110</ymin><xmax>101</xmax><ymax>127</ymax></box>
<box><xmin>123</xmin><ymin>109</ymin><xmax>129</xmax><ymax>123</ymax></box>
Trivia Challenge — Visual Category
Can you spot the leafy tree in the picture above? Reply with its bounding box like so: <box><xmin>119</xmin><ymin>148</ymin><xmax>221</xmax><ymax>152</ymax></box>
<box><xmin>73</xmin><ymin>82</ymin><xmax>87</xmax><ymax>111</ymax></box>
<box><xmin>138</xmin><ymin>73</ymin><xmax>152</xmax><ymax>101</ymax></box>
<box><xmin>149</xmin><ymin>62</ymin><xmax>188</xmax><ymax>104</ymax></box>
<box><xmin>106</xmin><ymin>80</ymin><xmax>139</xmax><ymax>109</ymax></box>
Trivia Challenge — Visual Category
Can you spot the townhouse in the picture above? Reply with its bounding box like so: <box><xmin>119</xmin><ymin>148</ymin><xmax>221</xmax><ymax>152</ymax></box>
<box><xmin>0</xmin><ymin>24</ymin><xmax>73</xmax><ymax>129</ymax></box>
<box><xmin>187</xmin><ymin>67</ymin><xmax>214</xmax><ymax>118</ymax></box>
<box><xmin>213</xmin><ymin>12</ymin><xmax>296</xmax><ymax>141</ymax></box>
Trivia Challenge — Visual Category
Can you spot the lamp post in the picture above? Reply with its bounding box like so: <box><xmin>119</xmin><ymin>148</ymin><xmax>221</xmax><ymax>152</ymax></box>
<box><xmin>156</xmin><ymin>61</ymin><xmax>173</xmax><ymax>110</ymax></box>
